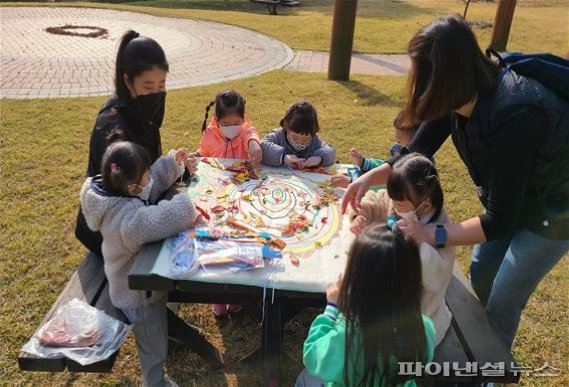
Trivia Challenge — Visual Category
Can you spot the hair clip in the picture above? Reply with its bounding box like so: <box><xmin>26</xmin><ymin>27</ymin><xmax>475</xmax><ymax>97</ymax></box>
<box><xmin>387</xmin><ymin>215</ymin><xmax>398</xmax><ymax>231</ymax></box>
<box><xmin>111</xmin><ymin>163</ymin><xmax>117</xmax><ymax>172</ymax></box>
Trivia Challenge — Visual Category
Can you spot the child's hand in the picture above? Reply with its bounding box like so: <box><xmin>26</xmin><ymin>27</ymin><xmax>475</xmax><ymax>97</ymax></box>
<box><xmin>331</xmin><ymin>174</ymin><xmax>350</xmax><ymax>188</ymax></box>
<box><xmin>283</xmin><ymin>154</ymin><xmax>305</xmax><ymax>168</ymax></box>
<box><xmin>298</xmin><ymin>156</ymin><xmax>322</xmax><ymax>169</ymax></box>
<box><xmin>248</xmin><ymin>141</ymin><xmax>262</xmax><ymax>163</ymax></box>
<box><xmin>350</xmin><ymin>148</ymin><xmax>365</xmax><ymax>168</ymax></box>
<box><xmin>176</xmin><ymin>148</ymin><xmax>190</xmax><ymax>163</ymax></box>
<box><xmin>326</xmin><ymin>274</ymin><xmax>342</xmax><ymax>304</ymax></box>
<box><xmin>194</xmin><ymin>214</ymin><xmax>209</xmax><ymax>227</ymax></box>
<box><xmin>184</xmin><ymin>153</ymin><xmax>199</xmax><ymax>174</ymax></box>
<box><xmin>350</xmin><ymin>215</ymin><xmax>368</xmax><ymax>234</ymax></box>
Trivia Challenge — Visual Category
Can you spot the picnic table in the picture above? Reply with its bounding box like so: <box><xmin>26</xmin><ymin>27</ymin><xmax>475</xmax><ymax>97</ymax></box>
<box><xmin>18</xmin><ymin>162</ymin><xmax>521</xmax><ymax>384</ymax></box>
<box><xmin>128</xmin><ymin>169</ymin><xmax>523</xmax><ymax>385</ymax></box>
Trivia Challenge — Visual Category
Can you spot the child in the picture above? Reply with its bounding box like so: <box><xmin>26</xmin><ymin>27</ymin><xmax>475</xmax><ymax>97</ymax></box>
<box><xmin>298</xmin><ymin>224</ymin><xmax>435</xmax><ymax>386</ymax></box>
<box><xmin>349</xmin><ymin>153</ymin><xmax>455</xmax><ymax>346</ymax></box>
<box><xmin>80</xmin><ymin>141</ymin><xmax>200</xmax><ymax>387</ymax></box>
<box><xmin>198</xmin><ymin>89</ymin><xmax>262</xmax><ymax>163</ymax></box>
<box><xmin>261</xmin><ymin>101</ymin><xmax>336</xmax><ymax>168</ymax></box>
<box><xmin>198</xmin><ymin>89</ymin><xmax>254</xmax><ymax>316</ymax></box>
<box><xmin>331</xmin><ymin>111</ymin><xmax>419</xmax><ymax>188</ymax></box>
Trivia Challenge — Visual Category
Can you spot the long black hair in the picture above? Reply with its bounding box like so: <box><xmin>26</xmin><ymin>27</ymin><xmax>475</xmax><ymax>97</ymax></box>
<box><xmin>202</xmin><ymin>89</ymin><xmax>246</xmax><ymax>132</ymax></box>
<box><xmin>101</xmin><ymin>141</ymin><xmax>152</xmax><ymax>195</ymax></box>
<box><xmin>338</xmin><ymin>224</ymin><xmax>426</xmax><ymax>386</ymax></box>
<box><xmin>115</xmin><ymin>30</ymin><xmax>169</xmax><ymax>101</ymax></box>
<box><xmin>402</xmin><ymin>14</ymin><xmax>499</xmax><ymax>128</ymax></box>
<box><xmin>387</xmin><ymin>153</ymin><xmax>444</xmax><ymax>222</ymax></box>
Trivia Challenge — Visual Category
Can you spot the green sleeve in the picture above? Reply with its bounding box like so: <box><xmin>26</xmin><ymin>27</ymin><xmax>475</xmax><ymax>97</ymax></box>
<box><xmin>422</xmin><ymin>315</ymin><xmax>436</xmax><ymax>362</ymax></box>
<box><xmin>303</xmin><ymin>306</ymin><xmax>346</xmax><ymax>383</ymax></box>
<box><xmin>362</xmin><ymin>158</ymin><xmax>384</xmax><ymax>172</ymax></box>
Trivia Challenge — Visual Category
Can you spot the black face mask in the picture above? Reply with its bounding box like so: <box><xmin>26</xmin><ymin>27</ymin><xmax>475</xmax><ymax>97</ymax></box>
<box><xmin>131</xmin><ymin>91</ymin><xmax>166</xmax><ymax>124</ymax></box>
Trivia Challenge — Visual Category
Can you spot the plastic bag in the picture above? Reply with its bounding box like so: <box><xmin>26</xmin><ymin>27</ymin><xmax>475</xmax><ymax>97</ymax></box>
<box><xmin>21</xmin><ymin>298</ymin><xmax>131</xmax><ymax>365</ymax></box>
<box><xmin>195</xmin><ymin>238</ymin><xmax>265</xmax><ymax>270</ymax></box>
<box><xmin>170</xmin><ymin>232</ymin><xmax>199</xmax><ymax>277</ymax></box>
<box><xmin>169</xmin><ymin>229</ymin><xmax>265</xmax><ymax>277</ymax></box>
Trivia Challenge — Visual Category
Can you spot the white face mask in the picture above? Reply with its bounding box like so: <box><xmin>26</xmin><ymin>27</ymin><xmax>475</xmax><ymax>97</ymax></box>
<box><xmin>394</xmin><ymin>207</ymin><xmax>418</xmax><ymax>222</ymax></box>
<box><xmin>287</xmin><ymin>134</ymin><xmax>310</xmax><ymax>151</ymax></box>
<box><xmin>220</xmin><ymin>124</ymin><xmax>242</xmax><ymax>140</ymax></box>
<box><xmin>136</xmin><ymin>176</ymin><xmax>154</xmax><ymax>201</ymax></box>
<box><xmin>394</xmin><ymin>201</ymin><xmax>426</xmax><ymax>222</ymax></box>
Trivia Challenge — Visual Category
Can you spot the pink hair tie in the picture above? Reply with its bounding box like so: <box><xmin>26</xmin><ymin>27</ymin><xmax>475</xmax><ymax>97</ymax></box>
<box><xmin>111</xmin><ymin>163</ymin><xmax>117</xmax><ymax>172</ymax></box>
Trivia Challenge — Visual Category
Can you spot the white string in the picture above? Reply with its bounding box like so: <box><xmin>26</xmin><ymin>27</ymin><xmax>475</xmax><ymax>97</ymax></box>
<box><xmin>260</xmin><ymin>263</ymin><xmax>278</xmax><ymax>327</ymax></box>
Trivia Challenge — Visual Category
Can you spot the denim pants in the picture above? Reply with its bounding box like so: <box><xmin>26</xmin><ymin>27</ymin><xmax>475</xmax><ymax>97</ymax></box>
<box><xmin>470</xmin><ymin>228</ymin><xmax>569</xmax><ymax>348</ymax></box>
<box><xmin>122</xmin><ymin>297</ymin><xmax>169</xmax><ymax>387</ymax></box>
<box><xmin>295</xmin><ymin>368</ymin><xmax>325</xmax><ymax>387</ymax></box>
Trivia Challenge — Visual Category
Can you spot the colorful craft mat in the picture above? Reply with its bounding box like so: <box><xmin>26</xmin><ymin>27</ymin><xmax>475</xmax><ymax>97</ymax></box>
<box><xmin>149</xmin><ymin>160</ymin><xmax>357</xmax><ymax>293</ymax></box>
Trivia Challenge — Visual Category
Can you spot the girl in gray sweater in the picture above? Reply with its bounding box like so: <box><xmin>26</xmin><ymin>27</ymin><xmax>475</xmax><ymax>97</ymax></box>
<box><xmin>80</xmin><ymin>141</ymin><xmax>199</xmax><ymax>386</ymax></box>
<box><xmin>261</xmin><ymin>101</ymin><xmax>336</xmax><ymax>168</ymax></box>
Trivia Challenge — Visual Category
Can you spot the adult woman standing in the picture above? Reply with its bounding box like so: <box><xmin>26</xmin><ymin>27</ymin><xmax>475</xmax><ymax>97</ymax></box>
<box><xmin>76</xmin><ymin>30</ymin><xmax>197</xmax><ymax>255</ymax></box>
<box><xmin>342</xmin><ymin>15</ymin><xmax>569</xmax><ymax>349</ymax></box>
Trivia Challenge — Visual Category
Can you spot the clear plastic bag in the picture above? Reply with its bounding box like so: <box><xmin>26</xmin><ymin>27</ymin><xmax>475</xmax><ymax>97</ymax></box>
<box><xmin>169</xmin><ymin>230</ymin><xmax>265</xmax><ymax>277</ymax></box>
<box><xmin>21</xmin><ymin>298</ymin><xmax>131</xmax><ymax>365</ymax></box>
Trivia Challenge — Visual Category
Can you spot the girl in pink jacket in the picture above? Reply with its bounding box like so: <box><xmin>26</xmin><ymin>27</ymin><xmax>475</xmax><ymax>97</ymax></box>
<box><xmin>198</xmin><ymin>89</ymin><xmax>262</xmax><ymax>163</ymax></box>
<box><xmin>198</xmin><ymin>89</ymin><xmax>261</xmax><ymax>316</ymax></box>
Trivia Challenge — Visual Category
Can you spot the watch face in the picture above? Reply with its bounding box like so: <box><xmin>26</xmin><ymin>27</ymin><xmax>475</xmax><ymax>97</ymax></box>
<box><xmin>435</xmin><ymin>227</ymin><xmax>446</xmax><ymax>244</ymax></box>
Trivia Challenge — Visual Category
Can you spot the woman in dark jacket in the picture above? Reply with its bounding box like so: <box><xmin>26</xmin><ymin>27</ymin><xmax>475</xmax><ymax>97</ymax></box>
<box><xmin>342</xmin><ymin>15</ymin><xmax>569</xmax><ymax>349</ymax></box>
<box><xmin>76</xmin><ymin>30</ymin><xmax>197</xmax><ymax>255</ymax></box>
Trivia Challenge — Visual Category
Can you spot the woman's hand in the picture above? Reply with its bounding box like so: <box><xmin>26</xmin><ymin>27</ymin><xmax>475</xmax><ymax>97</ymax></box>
<box><xmin>184</xmin><ymin>152</ymin><xmax>199</xmax><ymax>174</ymax></box>
<box><xmin>330</xmin><ymin>174</ymin><xmax>350</xmax><ymax>188</ymax></box>
<box><xmin>341</xmin><ymin>163</ymin><xmax>392</xmax><ymax>214</ymax></box>
<box><xmin>349</xmin><ymin>215</ymin><xmax>368</xmax><ymax>234</ymax></box>
<box><xmin>248</xmin><ymin>141</ymin><xmax>262</xmax><ymax>163</ymax></box>
<box><xmin>397</xmin><ymin>220</ymin><xmax>435</xmax><ymax>246</ymax></box>
<box><xmin>326</xmin><ymin>275</ymin><xmax>342</xmax><ymax>304</ymax></box>
<box><xmin>298</xmin><ymin>156</ymin><xmax>322</xmax><ymax>169</ymax></box>
<box><xmin>284</xmin><ymin>154</ymin><xmax>304</xmax><ymax>168</ymax></box>
<box><xmin>175</xmin><ymin>148</ymin><xmax>190</xmax><ymax>163</ymax></box>
<box><xmin>340</xmin><ymin>173</ymin><xmax>372</xmax><ymax>214</ymax></box>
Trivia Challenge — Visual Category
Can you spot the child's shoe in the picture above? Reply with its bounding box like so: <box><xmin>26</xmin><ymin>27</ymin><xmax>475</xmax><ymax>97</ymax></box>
<box><xmin>163</xmin><ymin>374</ymin><xmax>179</xmax><ymax>387</ymax></box>
<box><xmin>227</xmin><ymin>304</ymin><xmax>242</xmax><ymax>314</ymax></box>
<box><xmin>212</xmin><ymin>304</ymin><xmax>228</xmax><ymax>317</ymax></box>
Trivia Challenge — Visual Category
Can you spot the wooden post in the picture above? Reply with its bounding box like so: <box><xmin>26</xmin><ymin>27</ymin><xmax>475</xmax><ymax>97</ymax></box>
<box><xmin>328</xmin><ymin>0</ymin><xmax>358</xmax><ymax>81</ymax></box>
<box><xmin>490</xmin><ymin>0</ymin><xmax>517</xmax><ymax>51</ymax></box>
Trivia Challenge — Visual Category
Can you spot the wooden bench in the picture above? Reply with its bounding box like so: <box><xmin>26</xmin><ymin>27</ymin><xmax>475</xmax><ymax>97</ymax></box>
<box><xmin>18</xmin><ymin>252</ymin><xmax>128</xmax><ymax>373</ymax></box>
<box><xmin>250</xmin><ymin>0</ymin><xmax>300</xmax><ymax>15</ymax></box>
<box><xmin>426</xmin><ymin>272</ymin><xmax>521</xmax><ymax>384</ymax></box>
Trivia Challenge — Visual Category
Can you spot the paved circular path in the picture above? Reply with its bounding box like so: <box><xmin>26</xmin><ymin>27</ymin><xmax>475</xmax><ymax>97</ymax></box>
<box><xmin>0</xmin><ymin>7</ymin><xmax>293</xmax><ymax>99</ymax></box>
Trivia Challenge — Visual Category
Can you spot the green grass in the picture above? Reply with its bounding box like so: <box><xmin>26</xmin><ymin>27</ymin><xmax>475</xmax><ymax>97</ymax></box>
<box><xmin>2</xmin><ymin>0</ymin><xmax>568</xmax><ymax>55</ymax></box>
<box><xmin>1</xmin><ymin>70</ymin><xmax>567</xmax><ymax>386</ymax></box>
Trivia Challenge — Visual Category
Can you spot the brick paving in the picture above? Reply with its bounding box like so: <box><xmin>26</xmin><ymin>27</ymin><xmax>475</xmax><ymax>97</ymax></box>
<box><xmin>285</xmin><ymin>50</ymin><xmax>410</xmax><ymax>76</ymax></box>
<box><xmin>0</xmin><ymin>7</ymin><xmax>410</xmax><ymax>100</ymax></box>
<box><xmin>0</xmin><ymin>7</ymin><xmax>294</xmax><ymax>99</ymax></box>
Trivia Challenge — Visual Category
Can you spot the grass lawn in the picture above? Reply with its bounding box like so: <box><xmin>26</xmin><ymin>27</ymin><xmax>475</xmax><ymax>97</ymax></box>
<box><xmin>1</xmin><ymin>0</ymin><xmax>567</xmax><ymax>55</ymax></box>
<box><xmin>1</xmin><ymin>70</ymin><xmax>568</xmax><ymax>386</ymax></box>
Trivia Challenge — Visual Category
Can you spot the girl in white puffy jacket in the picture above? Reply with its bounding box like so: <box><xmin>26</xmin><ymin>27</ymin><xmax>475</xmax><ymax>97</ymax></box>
<box><xmin>80</xmin><ymin>141</ymin><xmax>199</xmax><ymax>386</ymax></box>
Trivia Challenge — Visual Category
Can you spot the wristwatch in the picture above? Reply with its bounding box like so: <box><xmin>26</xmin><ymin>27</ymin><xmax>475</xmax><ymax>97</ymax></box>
<box><xmin>435</xmin><ymin>224</ymin><xmax>447</xmax><ymax>248</ymax></box>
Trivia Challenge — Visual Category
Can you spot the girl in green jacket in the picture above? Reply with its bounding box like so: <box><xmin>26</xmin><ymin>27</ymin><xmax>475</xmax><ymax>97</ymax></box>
<box><xmin>298</xmin><ymin>224</ymin><xmax>435</xmax><ymax>386</ymax></box>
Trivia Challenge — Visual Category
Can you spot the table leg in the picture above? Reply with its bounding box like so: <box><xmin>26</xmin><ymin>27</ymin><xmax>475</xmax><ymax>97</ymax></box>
<box><xmin>167</xmin><ymin>309</ymin><xmax>224</xmax><ymax>368</ymax></box>
<box><xmin>263</xmin><ymin>299</ymin><xmax>282</xmax><ymax>386</ymax></box>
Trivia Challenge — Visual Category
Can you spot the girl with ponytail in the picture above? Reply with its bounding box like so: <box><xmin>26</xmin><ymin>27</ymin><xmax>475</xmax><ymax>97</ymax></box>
<box><xmin>348</xmin><ymin>153</ymin><xmax>456</xmax><ymax>346</ymax></box>
<box><xmin>76</xmin><ymin>30</ymin><xmax>198</xmax><ymax>256</ymax></box>
<box><xmin>80</xmin><ymin>141</ymin><xmax>200</xmax><ymax>387</ymax></box>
